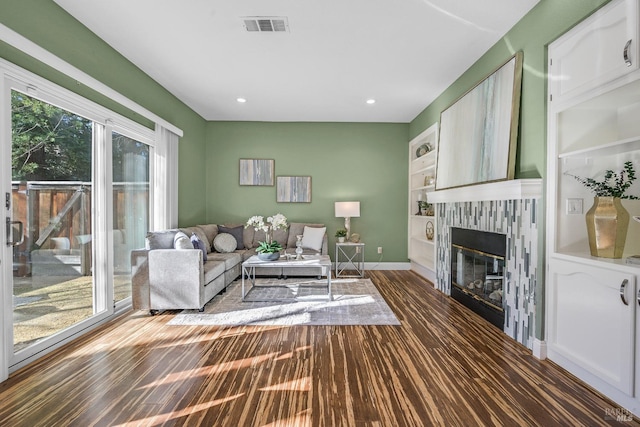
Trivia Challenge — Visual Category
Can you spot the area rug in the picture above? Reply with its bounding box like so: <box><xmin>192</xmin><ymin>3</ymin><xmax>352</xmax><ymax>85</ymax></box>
<box><xmin>168</xmin><ymin>278</ymin><xmax>401</xmax><ymax>326</ymax></box>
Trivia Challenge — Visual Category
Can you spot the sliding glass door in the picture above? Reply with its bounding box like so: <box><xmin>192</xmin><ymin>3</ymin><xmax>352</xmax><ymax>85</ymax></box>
<box><xmin>112</xmin><ymin>132</ymin><xmax>149</xmax><ymax>306</ymax></box>
<box><xmin>10</xmin><ymin>90</ymin><xmax>98</xmax><ymax>355</ymax></box>
<box><xmin>3</xmin><ymin>80</ymin><xmax>153</xmax><ymax>370</ymax></box>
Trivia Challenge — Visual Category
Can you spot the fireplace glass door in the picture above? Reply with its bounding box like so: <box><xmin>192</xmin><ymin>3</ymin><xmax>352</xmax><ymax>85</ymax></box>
<box><xmin>451</xmin><ymin>244</ymin><xmax>505</xmax><ymax>328</ymax></box>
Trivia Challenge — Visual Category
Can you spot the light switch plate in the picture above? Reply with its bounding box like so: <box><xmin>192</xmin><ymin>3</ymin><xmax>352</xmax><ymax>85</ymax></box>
<box><xmin>566</xmin><ymin>198</ymin><xmax>583</xmax><ymax>215</ymax></box>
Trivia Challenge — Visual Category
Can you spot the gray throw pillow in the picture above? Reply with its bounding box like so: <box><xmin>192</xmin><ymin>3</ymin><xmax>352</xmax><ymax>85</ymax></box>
<box><xmin>147</xmin><ymin>230</ymin><xmax>179</xmax><ymax>250</ymax></box>
<box><xmin>218</xmin><ymin>225</ymin><xmax>244</xmax><ymax>250</ymax></box>
<box><xmin>213</xmin><ymin>233</ymin><xmax>237</xmax><ymax>253</ymax></box>
<box><xmin>190</xmin><ymin>233</ymin><xmax>207</xmax><ymax>261</ymax></box>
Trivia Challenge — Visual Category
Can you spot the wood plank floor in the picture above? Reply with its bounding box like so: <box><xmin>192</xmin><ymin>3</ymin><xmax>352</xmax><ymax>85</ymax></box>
<box><xmin>0</xmin><ymin>270</ymin><xmax>637</xmax><ymax>426</ymax></box>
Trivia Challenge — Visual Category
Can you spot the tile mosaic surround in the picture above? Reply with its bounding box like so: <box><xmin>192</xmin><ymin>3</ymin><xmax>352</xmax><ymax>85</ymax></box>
<box><xmin>436</xmin><ymin>199</ymin><xmax>539</xmax><ymax>349</ymax></box>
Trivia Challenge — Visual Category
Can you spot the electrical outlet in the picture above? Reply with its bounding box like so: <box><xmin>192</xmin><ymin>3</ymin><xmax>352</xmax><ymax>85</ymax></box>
<box><xmin>377</xmin><ymin>246</ymin><xmax>383</xmax><ymax>254</ymax></box>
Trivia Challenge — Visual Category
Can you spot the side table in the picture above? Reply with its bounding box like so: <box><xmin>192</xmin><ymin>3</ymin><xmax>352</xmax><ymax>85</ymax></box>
<box><xmin>335</xmin><ymin>242</ymin><xmax>365</xmax><ymax>278</ymax></box>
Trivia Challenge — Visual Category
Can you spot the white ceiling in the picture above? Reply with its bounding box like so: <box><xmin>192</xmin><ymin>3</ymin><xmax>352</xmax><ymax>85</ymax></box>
<box><xmin>53</xmin><ymin>0</ymin><xmax>540</xmax><ymax>123</ymax></box>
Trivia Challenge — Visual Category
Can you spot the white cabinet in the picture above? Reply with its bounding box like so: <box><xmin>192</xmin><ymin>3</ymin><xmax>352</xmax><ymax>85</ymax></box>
<box><xmin>547</xmin><ymin>257</ymin><xmax>636</xmax><ymax>395</ymax></box>
<box><xmin>546</xmin><ymin>0</ymin><xmax>640</xmax><ymax>415</ymax></box>
<box><xmin>549</xmin><ymin>0</ymin><xmax>639</xmax><ymax>105</ymax></box>
<box><xmin>408</xmin><ymin>123</ymin><xmax>438</xmax><ymax>282</ymax></box>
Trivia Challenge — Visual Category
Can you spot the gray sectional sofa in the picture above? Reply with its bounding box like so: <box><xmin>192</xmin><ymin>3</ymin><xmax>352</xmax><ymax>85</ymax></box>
<box><xmin>131</xmin><ymin>222</ymin><xmax>328</xmax><ymax>313</ymax></box>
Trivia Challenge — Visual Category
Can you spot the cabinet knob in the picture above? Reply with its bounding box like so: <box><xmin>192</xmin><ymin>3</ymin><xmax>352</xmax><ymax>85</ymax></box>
<box><xmin>620</xmin><ymin>279</ymin><xmax>629</xmax><ymax>305</ymax></box>
<box><xmin>624</xmin><ymin>39</ymin><xmax>632</xmax><ymax>67</ymax></box>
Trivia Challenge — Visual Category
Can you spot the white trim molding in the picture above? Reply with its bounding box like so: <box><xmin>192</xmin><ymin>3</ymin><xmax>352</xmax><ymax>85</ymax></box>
<box><xmin>533</xmin><ymin>339</ymin><xmax>547</xmax><ymax>360</ymax></box>
<box><xmin>365</xmin><ymin>262</ymin><xmax>411</xmax><ymax>271</ymax></box>
<box><xmin>427</xmin><ymin>179</ymin><xmax>543</xmax><ymax>203</ymax></box>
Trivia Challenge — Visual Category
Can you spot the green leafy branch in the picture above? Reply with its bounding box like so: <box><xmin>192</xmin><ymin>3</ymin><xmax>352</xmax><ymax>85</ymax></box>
<box><xmin>566</xmin><ymin>161</ymin><xmax>639</xmax><ymax>199</ymax></box>
<box><xmin>255</xmin><ymin>241</ymin><xmax>283</xmax><ymax>254</ymax></box>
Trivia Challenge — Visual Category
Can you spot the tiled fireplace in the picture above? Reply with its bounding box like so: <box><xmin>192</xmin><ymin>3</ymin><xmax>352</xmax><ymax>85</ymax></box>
<box><xmin>429</xmin><ymin>180</ymin><xmax>542</xmax><ymax>350</ymax></box>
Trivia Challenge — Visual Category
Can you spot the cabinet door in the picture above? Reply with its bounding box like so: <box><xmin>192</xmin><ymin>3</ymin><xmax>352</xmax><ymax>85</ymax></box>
<box><xmin>547</xmin><ymin>258</ymin><xmax>636</xmax><ymax>395</ymax></box>
<box><xmin>549</xmin><ymin>0</ymin><xmax>638</xmax><ymax>103</ymax></box>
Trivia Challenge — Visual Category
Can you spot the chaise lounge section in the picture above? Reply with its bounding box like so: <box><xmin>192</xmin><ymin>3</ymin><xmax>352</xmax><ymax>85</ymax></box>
<box><xmin>131</xmin><ymin>222</ymin><xmax>328</xmax><ymax>312</ymax></box>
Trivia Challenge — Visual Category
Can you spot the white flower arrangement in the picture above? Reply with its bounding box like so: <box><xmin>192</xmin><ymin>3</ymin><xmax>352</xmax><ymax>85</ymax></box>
<box><xmin>246</xmin><ymin>215</ymin><xmax>266</xmax><ymax>232</ymax></box>
<box><xmin>245</xmin><ymin>213</ymin><xmax>289</xmax><ymax>252</ymax></box>
<box><xmin>268</xmin><ymin>213</ymin><xmax>288</xmax><ymax>230</ymax></box>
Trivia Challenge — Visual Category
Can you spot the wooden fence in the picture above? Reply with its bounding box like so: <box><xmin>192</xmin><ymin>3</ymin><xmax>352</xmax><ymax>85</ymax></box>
<box><xmin>11</xmin><ymin>181</ymin><xmax>149</xmax><ymax>277</ymax></box>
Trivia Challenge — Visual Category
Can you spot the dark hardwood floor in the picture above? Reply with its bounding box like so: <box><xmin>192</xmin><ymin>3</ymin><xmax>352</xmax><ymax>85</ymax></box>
<box><xmin>0</xmin><ymin>270</ymin><xmax>636</xmax><ymax>426</ymax></box>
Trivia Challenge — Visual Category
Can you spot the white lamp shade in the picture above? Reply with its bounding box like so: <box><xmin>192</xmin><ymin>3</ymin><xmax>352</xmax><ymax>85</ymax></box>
<box><xmin>335</xmin><ymin>201</ymin><xmax>360</xmax><ymax>218</ymax></box>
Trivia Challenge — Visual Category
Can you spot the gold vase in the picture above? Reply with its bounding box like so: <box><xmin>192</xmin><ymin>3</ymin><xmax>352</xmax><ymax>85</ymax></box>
<box><xmin>585</xmin><ymin>196</ymin><xmax>629</xmax><ymax>258</ymax></box>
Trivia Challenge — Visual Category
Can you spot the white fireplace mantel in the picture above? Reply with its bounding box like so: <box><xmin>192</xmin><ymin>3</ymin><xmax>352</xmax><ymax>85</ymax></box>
<box><xmin>427</xmin><ymin>179</ymin><xmax>543</xmax><ymax>203</ymax></box>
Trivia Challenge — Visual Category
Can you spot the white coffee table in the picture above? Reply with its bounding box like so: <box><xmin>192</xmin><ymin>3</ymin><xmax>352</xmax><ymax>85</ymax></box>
<box><xmin>241</xmin><ymin>255</ymin><xmax>332</xmax><ymax>301</ymax></box>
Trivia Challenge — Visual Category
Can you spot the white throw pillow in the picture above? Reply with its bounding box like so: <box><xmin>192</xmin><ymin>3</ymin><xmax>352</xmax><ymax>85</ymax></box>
<box><xmin>173</xmin><ymin>231</ymin><xmax>194</xmax><ymax>250</ymax></box>
<box><xmin>301</xmin><ymin>226</ymin><xmax>326</xmax><ymax>251</ymax></box>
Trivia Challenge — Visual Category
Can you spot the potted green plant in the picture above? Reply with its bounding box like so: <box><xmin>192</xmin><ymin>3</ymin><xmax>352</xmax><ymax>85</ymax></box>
<box><xmin>335</xmin><ymin>228</ymin><xmax>347</xmax><ymax>243</ymax></box>
<box><xmin>567</xmin><ymin>161</ymin><xmax>639</xmax><ymax>258</ymax></box>
<box><xmin>246</xmin><ymin>213</ymin><xmax>288</xmax><ymax>260</ymax></box>
<box><xmin>418</xmin><ymin>201</ymin><xmax>432</xmax><ymax>216</ymax></box>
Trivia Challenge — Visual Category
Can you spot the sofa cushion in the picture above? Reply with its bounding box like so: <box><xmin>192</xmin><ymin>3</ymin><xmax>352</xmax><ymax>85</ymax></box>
<box><xmin>213</xmin><ymin>233</ymin><xmax>237</xmax><ymax>253</ymax></box>
<box><xmin>252</xmin><ymin>226</ymin><xmax>289</xmax><ymax>248</ymax></box>
<box><xmin>174</xmin><ymin>231</ymin><xmax>194</xmax><ymax>250</ymax></box>
<box><xmin>181</xmin><ymin>226</ymin><xmax>211</xmax><ymax>253</ymax></box>
<box><xmin>190</xmin><ymin>233</ymin><xmax>208</xmax><ymax>261</ymax></box>
<box><xmin>146</xmin><ymin>230</ymin><xmax>179</xmax><ymax>250</ymax></box>
<box><xmin>207</xmin><ymin>252</ymin><xmax>242</xmax><ymax>270</ymax></box>
<box><xmin>243</xmin><ymin>226</ymin><xmax>255</xmax><ymax>249</ymax></box>
<box><xmin>301</xmin><ymin>226</ymin><xmax>326</xmax><ymax>251</ymax></box>
<box><xmin>203</xmin><ymin>260</ymin><xmax>225</xmax><ymax>285</ymax></box>
<box><xmin>196</xmin><ymin>224</ymin><xmax>218</xmax><ymax>249</ymax></box>
<box><xmin>287</xmin><ymin>223</ymin><xmax>325</xmax><ymax>249</ymax></box>
<box><xmin>218</xmin><ymin>225</ymin><xmax>245</xmax><ymax>249</ymax></box>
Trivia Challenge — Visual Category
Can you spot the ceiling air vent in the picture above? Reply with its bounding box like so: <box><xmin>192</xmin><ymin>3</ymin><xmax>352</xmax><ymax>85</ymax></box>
<box><xmin>242</xmin><ymin>16</ymin><xmax>289</xmax><ymax>32</ymax></box>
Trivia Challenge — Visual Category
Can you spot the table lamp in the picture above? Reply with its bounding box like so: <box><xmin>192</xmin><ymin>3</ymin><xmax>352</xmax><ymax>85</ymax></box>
<box><xmin>335</xmin><ymin>201</ymin><xmax>360</xmax><ymax>239</ymax></box>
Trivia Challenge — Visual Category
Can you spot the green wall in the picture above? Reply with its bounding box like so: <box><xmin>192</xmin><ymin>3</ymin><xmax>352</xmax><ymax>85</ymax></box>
<box><xmin>409</xmin><ymin>0</ymin><xmax>609</xmax><ymax>178</ymax></box>
<box><xmin>0</xmin><ymin>0</ymin><xmax>208</xmax><ymax>227</ymax></box>
<box><xmin>207</xmin><ymin>122</ymin><xmax>409</xmax><ymax>261</ymax></box>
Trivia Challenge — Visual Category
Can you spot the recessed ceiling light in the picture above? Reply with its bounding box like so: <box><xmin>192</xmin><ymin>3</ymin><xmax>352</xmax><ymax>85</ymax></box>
<box><xmin>237</xmin><ymin>97</ymin><xmax>247</xmax><ymax>103</ymax></box>
<box><xmin>366</xmin><ymin>99</ymin><xmax>376</xmax><ymax>104</ymax></box>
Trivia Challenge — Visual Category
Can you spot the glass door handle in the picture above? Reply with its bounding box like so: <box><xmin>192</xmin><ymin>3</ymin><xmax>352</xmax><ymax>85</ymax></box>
<box><xmin>6</xmin><ymin>217</ymin><xmax>24</xmax><ymax>246</ymax></box>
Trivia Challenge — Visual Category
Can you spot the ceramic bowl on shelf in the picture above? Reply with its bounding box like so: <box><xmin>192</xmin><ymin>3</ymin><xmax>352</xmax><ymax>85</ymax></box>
<box><xmin>415</xmin><ymin>143</ymin><xmax>431</xmax><ymax>158</ymax></box>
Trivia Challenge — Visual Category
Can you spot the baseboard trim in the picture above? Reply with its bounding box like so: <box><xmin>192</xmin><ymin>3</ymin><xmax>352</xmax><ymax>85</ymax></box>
<box><xmin>365</xmin><ymin>262</ymin><xmax>411</xmax><ymax>270</ymax></box>
<box><xmin>532</xmin><ymin>339</ymin><xmax>547</xmax><ymax>360</ymax></box>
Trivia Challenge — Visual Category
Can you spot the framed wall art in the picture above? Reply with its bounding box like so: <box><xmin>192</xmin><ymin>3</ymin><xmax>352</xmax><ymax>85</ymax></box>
<box><xmin>276</xmin><ymin>176</ymin><xmax>312</xmax><ymax>203</ymax></box>
<box><xmin>239</xmin><ymin>158</ymin><xmax>275</xmax><ymax>186</ymax></box>
<box><xmin>435</xmin><ymin>52</ymin><xmax>523</xmax><ymax>190</ymax></box>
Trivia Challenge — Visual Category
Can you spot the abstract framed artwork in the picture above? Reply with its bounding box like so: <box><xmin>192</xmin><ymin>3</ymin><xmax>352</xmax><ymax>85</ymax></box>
<box><xmin>239</xmin><ymin>159</ymin><xmax>275</xmax><ymax>186</ymax></box>
<box><xmin>276</xmin><ymin>176</ymin><xmax>312</xmax><ymax>203</ymax></box>
<box><xmin>435</xmin><ymin>51</ymin><xmax>523</xmax><ymax>190</ymax></box>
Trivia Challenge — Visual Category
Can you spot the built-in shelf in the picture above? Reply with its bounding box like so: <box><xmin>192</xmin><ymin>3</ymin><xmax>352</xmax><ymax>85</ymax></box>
<box><xmin>411</xmin><ymin>236</ymin><xmax>434</xmax><ymax>245</ymax></box>
<box><xmin>427</xmin><ymin>179</ymin><xmax>543</xmax><ymax>203</ymax></box>
<box><xmin>409</xmin><ymin>122</ymin><xmax>438</xmax><ymax>283</ymax></box>
<box><xmin>413</xmin><ymin>165</ymin><xmax>436</xmax><ymax>174</ymax></box>
<box><xmin>411</xmin><ymin>185</ymin><xmax>434</xmax><ymax>192</ymax></box>
<box><xmin>559</xmin><ymin>136</ymin><xmax>640</xmax><ymax>159</ymax></box>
